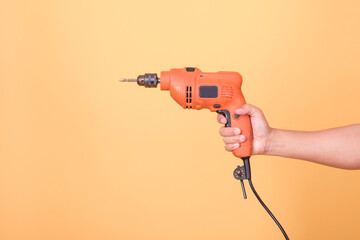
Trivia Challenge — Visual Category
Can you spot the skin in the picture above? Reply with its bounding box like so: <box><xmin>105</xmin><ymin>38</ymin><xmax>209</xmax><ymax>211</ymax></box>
<box><xmin>217</xmin><ymin>104</ymin><xmax>360</xmax><ymax>170</ymax></box>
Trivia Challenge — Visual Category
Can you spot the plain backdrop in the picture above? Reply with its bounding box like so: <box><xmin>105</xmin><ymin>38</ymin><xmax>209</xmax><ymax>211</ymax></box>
<box><xmin>1</xmin><ymin>0</ymin><xmax>360</xmax><ymax>239</ymax></box>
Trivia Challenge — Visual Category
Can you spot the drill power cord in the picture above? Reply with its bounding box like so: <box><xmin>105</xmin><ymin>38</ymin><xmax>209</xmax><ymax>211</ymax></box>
<box><xmin>234</xmin><ymin>157</ymin><xmax>290</xmax><ymax>240</ymax></box>
<box><xmin>248</xmin><ymin>179</ymin><xmax>289</xmax><ymax>240</ymax></box>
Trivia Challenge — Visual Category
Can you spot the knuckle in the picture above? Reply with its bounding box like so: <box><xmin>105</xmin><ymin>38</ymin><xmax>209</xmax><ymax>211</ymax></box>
<box><xmin>226</xmin><ymin>144</ymin><xmax>233</xmax><ymax>152</ymax></box>
<box><xmin>225</xmin><ymin>143</ymin><xmax>238</xmax><ymax>151</ymax></box>
<box><xmin>219</xmin><ymin>127</ymin><xmax>224</xmax><ymax>135</ymax></box>
<box><xmin>223</xmin><ymin>136</ymin><xmax>240</xmax><ymax>144</ymax></box>
<box><xmin>224</xmin><ymin>128</ymin><xmax>231</xmax><ymax>136</ymax></box>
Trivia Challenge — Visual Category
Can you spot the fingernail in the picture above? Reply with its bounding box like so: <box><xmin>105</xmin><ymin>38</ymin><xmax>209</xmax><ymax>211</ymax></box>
<box><xmin>234</xmin><ymin>129</ymin><xmax>240</xmax><ymax>134</ymax></box>
<box><xmin>239</xmin><ymin>135</ymin><xmax>246</xmax><ymax>141</ymax></box>
<box><xmin>233</xmin><ymin>143</ymin><xmax>240</xmax><ymax>148</ymax></box>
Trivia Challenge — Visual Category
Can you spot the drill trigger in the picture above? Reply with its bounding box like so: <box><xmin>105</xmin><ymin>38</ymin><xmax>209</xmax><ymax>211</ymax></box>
<box><xmin>216</xmin><ymin>110</ymin><xmax>231</xmax><ymax>127</ymax></box>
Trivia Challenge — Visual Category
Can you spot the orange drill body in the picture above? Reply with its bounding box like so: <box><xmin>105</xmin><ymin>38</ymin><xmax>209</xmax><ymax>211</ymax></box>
<box><xmin>160</xmin><ymin>67</ymin><xmax>253</xmax><ymax>158</ymax></box>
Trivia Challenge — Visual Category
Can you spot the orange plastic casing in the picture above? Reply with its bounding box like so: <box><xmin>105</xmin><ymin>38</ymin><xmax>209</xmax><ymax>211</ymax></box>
<box><xmin>160</xmin><ymin>67</ymin><xmax>253</xmax><ymax>158</ymax></box>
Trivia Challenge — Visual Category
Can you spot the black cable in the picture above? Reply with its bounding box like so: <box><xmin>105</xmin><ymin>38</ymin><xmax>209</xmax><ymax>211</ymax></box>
<box><xmin>248</xmin><ymin>179</ymin><xmax>290</xmax><ymax>240</ymax></box>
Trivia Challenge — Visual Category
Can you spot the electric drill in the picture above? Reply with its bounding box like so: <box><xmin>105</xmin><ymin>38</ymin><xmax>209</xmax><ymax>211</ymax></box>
<box><xmin>121</xmin><ymin>67</ymin><xmax>253</xmax><ymax>157</ymax></box>
<box><xmin>120</xmin><ymin>67</ymin><xmax>289</xmax><ymax>240</ymax></box>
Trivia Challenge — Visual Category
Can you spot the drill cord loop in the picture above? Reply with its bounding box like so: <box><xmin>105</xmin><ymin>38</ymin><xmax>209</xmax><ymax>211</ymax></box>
<box><xmin>234</xmin><ymin>157</ymin><xmax>290</xmax><ymax>240</ymax></box>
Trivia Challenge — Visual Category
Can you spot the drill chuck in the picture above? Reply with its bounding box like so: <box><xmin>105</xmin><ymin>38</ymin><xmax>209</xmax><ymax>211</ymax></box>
<box><xmin>137</xmin><ymin>73</ymin><xmax>160</xmax><ymax>88</ymax></box>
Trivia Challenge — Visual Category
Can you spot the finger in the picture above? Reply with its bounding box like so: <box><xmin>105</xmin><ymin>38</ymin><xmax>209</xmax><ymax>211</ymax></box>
<box><xmin>235</xmin><ymin>104</ymin><xmax>264</xmax><ymax>117</ymax></box>
<box><xmin>225</xmin><ymin>143</ymin><xmax>240</xmax><ymax>152</ymax></box>
<box><xmin>217</xmin><ymin>114</ymin><xmax>227</xmax><ymax>124</ymax></box>
<box><xmin>223</xmin><ymin>135</ymin><xmax>246</xmax><ymax>144</ymax></box>
<box><xmin>219</xmin><ymin>127</ymin><xmax>241</xmax><ymax>137</ymax></box>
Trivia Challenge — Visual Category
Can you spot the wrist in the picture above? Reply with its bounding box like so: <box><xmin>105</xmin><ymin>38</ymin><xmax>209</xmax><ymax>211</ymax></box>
<box><xmin>263</xmin><ymin>128</ymin><xmax>279</xmax><ymax>155</ymax></box>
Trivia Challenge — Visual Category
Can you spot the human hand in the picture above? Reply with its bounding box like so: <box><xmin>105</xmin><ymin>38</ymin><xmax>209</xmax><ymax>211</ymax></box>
<box><xmin>217</xmin><ymin>104</ymin><xmax>272</xmax><ymax>155</ymax></box>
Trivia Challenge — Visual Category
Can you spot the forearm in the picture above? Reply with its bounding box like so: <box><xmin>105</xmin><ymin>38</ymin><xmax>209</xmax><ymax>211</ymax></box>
<box><xmin>265</xmin><ymin>124</ymin><xmax>360</xmax><ymax>169</ymax></box>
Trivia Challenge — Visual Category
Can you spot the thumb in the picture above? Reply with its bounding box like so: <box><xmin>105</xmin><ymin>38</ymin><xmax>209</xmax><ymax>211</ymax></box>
<box><xmin>235</xmin><ymin>104</ymin><xmax>262</xmax><ymax>117</ymax></box>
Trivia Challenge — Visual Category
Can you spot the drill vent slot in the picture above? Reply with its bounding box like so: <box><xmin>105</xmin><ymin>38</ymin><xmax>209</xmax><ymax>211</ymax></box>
<box><xmin>186</xmin><ymin>86</ymin><xmax>192</xmax><ymax>105</ymax></box>
<box><xmin>221</xmin><ymin>86</ymin><xmax>234</xmax><ymax>99</ymax></box>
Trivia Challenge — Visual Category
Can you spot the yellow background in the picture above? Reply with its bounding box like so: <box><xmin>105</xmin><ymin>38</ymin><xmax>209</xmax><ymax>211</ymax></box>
<box><xmin>1</xmin><ymin>0</ymin><xmax>360</xmax><ymax>239</ymax></box>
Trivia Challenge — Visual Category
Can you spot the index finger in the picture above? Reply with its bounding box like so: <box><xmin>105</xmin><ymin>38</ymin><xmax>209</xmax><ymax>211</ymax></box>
<box><xmin>217</xmin><ymin>114</ymin><xmax>227</xmax><ymax>124</ymax></box>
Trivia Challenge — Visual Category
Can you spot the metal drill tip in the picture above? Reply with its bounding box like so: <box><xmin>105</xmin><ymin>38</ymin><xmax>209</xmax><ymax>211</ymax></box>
<box><xmin>119</xmin><ymin>79</ymin><xmax>137</xmax><ymax>82</ymax></box>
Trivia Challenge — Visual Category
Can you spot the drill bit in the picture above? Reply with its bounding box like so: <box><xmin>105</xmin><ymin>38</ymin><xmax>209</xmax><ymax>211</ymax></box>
<box><xmin>119</xmin><ymin>79</ymin><xmax>137</xmax><ymax>82</ymax></box>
